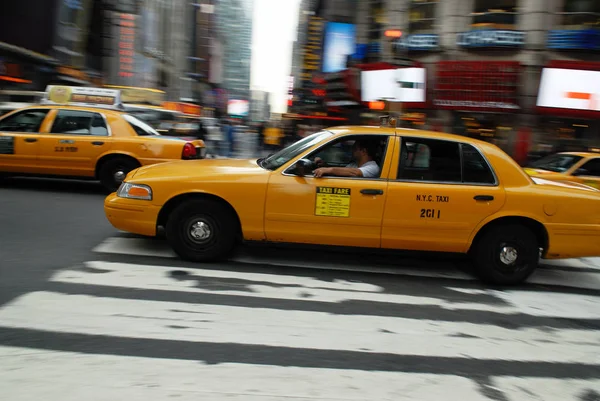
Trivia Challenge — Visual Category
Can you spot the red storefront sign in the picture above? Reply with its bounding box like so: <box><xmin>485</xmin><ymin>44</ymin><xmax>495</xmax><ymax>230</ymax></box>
<box><xmin>434</xmin><ymin>61</ymin><xmax>521</xmax><ymax>112</ymax></box>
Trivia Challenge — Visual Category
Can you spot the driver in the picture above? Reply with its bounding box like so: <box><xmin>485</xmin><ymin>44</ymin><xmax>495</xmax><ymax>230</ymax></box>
<box><xmin>313</xmin><ymin>140</ymin><xmax>380</xmax><ymax>178</ymax></box>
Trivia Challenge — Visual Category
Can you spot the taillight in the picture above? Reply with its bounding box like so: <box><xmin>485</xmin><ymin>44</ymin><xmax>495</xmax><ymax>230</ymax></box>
<box><xmin>182</xmin><ymin>143</ymin><xmax>197</xmax><ymax>159</ymax></box>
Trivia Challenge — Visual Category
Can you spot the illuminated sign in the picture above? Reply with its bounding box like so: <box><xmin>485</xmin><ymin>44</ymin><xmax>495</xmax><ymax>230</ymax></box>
<box><xmin>537</xmin><ymin>68</ymin><xmax>600</xmax><ymax>111</ymax></box>
<box><xmin>118</xmin><ymin>13</ymin><xmax>136</xmax><ymax>79</ymax></box>
<box><xmin>116</xmin><ymin>87</ymin><xmax>166</xmax><ymax>105</ymax></box>
<box><xmin>547</xmin><ymin>29</ymin><xmax>600</xmax><ymax>50</ymax></box>
<box><xmin>287</xmin><ymin>76</ymin><xmax>294</xmax><ymax>107</ymax></box>
<box><xmin>457</xmin><ymin>30</ymin><xmax>525</xmax><ymax>48</ymax></box>
<box><xmin>57</xmin><ymin>66</ymin><xmax>89</xmax><ymax>81</ymax></box>
<box><xmin>393</xmin><ymin>34</ymin><xmax>439</xmax><ymax>51</ymax></box>
<box><xmin>301</xmin><ymin>16</ymin><xmax>325</xmax><ymax>86</ymax></box>
<box><xmin>361</xmin><ymin>68</ymin><xmax>426</xmax><ymax>103</ymax></box>
<box><xmin>44</xmin><ymin>86</ymin><xmax>122</xmax><ymax>107</ymax></box>
<box><xmin>385</xmin><ymin>30</ymin><xmax>402</xmax><ymax>38</ymax></box>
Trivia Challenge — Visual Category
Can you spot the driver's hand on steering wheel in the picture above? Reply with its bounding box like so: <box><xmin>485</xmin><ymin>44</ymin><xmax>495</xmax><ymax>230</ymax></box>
<box><xmin>314</xmin><ymin>167</ymin><xmax>332</xmax><ymax>178</ymax></box>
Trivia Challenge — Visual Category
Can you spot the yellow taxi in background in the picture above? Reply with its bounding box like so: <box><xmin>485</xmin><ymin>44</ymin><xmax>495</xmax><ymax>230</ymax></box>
<box><xmin>105</xmin><ymin>119</ymin><xmax>600</xmax><ymax>285</ymax></box>
<box><xmin>0</xmin><ymin>86</ymin><xmax>205</xmax><ymax>191</ymax></box>
<box><xmin>524</xmin><ymin>152</ymin><xmax>600</xmax><ymax>189</ymax></box>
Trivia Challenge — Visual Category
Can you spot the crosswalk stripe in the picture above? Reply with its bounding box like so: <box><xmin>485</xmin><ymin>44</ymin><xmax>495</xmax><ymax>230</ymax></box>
<box><xmin>92</xmin><ymin>236</ymin><xmax>600</xmax><ymax>290</ymax></box>
<box><xmin>5</xmin><ymin>345</ymin><xmax>576</xmax><ymax>401</ymax></box>
<box><xmin>50</xmin><ymin>261</ymin><xmax>600</xmax><ymax>320</ymax></box>
<box><xmin>0</xmin><ymin>291</ymin><xmax>598</xmax><ymax>364</ymax></box>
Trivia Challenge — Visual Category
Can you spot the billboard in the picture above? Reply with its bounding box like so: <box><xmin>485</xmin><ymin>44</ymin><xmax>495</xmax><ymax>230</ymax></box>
<box><xmin>228</xmin><ymin>99</ymin><xmax>249</xmax><ymax>116</ymax></box>
<box><xmin>300</xmin><ymin>15</ymin><xmax>325</xmax><ymax>86</ymax></box>
<box><xmin>537</xmin><ymin>68</ymin><xmax>600</xmax><ymax>111</ymax></box>
<box><xmin>322</xmin><ymin>22</ymin><xmax>356</xmax><ymax>73</ymax></box>
<box><xmin>361</xmin><ymin>68</ymin><xmax>426</xmax><ymax>102</ymax></box>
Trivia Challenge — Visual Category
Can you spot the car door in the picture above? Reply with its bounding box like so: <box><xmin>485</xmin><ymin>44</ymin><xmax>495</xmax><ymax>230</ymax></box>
<box><xmin>264</xmin><ymin>134</ymin><xmax>393</xmax><ymax>248</ymax></box>
<box><xmin>570</xmin><ymin>157</ymin><xmax>600</xmax><ymax>189</ymax></box>
<box><xmin>37</xmin><ymin>109</ymin><xmax>112</xmax><ymax>177</ymax></box>
<box><xmin>381</xmin><ymin>136</ymin><xmax>506</xmax><ymax>253</ymax></box>
<box><xmin>0</xmin><ymin>108</ymin><xmax>50</xmax><ymax>174</ymax></box>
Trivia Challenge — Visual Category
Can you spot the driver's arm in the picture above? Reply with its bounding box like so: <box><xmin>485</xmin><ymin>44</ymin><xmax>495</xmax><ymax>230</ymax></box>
<box><xmin>314</xmin><ymin>167</ymin><xmax>363</xmax><ymax>178</ymax></box>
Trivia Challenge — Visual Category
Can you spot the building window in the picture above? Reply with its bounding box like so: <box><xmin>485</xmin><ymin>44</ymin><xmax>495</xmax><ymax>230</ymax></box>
<box><xmin>408</xmin><ymin>0</ymin><xmax>438</xmax><ymax>34</ymax></box>
<box><xmin>471</xmin><ymin>0</ymin><xmax>517</xmax><ymax>30</ymax></box>
<box><xmin>561</xmin><ymin>0</ymin><xmax>600</xmax><ymax>28</ymax></box>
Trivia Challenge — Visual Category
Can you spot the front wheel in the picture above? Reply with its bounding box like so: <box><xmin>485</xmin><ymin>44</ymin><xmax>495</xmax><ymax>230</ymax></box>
<box><xmin>165</xmin><ymin>199</ymin><xmax>238</xmax><ymax>262</ymax></box>
<box><xmin>472</xmin><ymin>224</ymin><xmax>539</xmax><ymax>285</ymax></box>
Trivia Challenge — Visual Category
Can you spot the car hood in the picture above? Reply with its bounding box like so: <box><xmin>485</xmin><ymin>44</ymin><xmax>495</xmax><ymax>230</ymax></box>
<box><xmin>129</xmin><ymin>158</ymin><xmax>265</xmax><ymax>181</ymax></box>
<box><xmin>531</xmin><ymin>176</ymin><xmax>600</xmax><ymax>192</ymax></box>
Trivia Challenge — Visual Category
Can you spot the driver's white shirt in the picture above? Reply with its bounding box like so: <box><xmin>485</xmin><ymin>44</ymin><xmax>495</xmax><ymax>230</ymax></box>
<box><xmin>346</xmin><ymin>160</ymin><xmax>380</xmax><ymax>178</ymax></box>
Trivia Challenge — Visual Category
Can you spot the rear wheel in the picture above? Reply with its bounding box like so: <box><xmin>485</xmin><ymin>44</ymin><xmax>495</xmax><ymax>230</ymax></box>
<box><xmin>98</xmin><ymin>157</ymin><xmax>139</xmax><ymax>192</ymax></box>
<box><xmin>472</xmin><ymin>224</ymin><xmax>539</xmax><ymax>285</ymax></box>
<box><xmin>165</xmin><ymin>199</ymin><xmax>238</xmax><ymax>262</ymax></box>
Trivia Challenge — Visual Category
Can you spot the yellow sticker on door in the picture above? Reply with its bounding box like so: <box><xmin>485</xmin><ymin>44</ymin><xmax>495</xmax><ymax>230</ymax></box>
<box><xmin>315</xmin><ymin>187</ymin><xmax>351</xmax><ymax>217</ymax></box>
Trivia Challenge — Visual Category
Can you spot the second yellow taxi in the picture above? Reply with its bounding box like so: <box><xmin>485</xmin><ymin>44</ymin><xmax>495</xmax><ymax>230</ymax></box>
<box><xmin>0</xmin><ymin>86</ymin><xmax>205</xmax><ymax>191</ymax></box>
<box><xmin>524</xmin><ymin>152</ymin><xmax>600</xmax><ymax>189</ymax></box>
<box><xmin>105</xmin><ymin>119</ymin><xmax>600</xmax><ymax>285</ymax></box>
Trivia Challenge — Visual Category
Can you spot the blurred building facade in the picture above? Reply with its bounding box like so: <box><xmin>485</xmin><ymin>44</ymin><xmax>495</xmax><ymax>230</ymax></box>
<box><xmin>0</xmin><ymin>0</ymin><xmax>228</xmax><ymax>108</ymax></box>
<box><xmin>216</xmin><ymin>0</ymin><xmax>253</xmax><ymax>105</ymax></box>
<box><xmin>291</xmin><ymin>0</ymin><xmax>600</xmax><ymax>158</ymax></box>
<box><xmin>250</xmin><ymin>90</ymin><xmax>271</xmax><ymax>122</ymax></box>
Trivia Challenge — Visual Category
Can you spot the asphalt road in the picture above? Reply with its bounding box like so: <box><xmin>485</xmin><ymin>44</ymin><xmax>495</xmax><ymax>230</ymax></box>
<box><xmin>1</xmin><ymin>176</ymin><xmax>599</xmax><ymax>401</ymax></box>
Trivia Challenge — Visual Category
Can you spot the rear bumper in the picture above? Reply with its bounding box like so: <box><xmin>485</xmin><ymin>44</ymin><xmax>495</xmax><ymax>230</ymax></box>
<box><xmin>104</xmin><ymin>193</ymin><xmax>160</xmax><ymax>237</ymax></box>
<box><xmin>545</xmin><ymin>224</ymin><xmax>600</xmax><ymax>259</ymax></box>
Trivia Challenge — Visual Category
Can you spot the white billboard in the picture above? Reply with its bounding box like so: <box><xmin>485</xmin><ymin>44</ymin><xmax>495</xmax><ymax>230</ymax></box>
<box><xmin>361</xmin><ymin>68</ymin><xmax>426</xmax><ymax>102</ymax></box>
<box><xmin>537</xmin><ymin>68</ymin><xmax>600</xmax><ymax>111</ymax></box>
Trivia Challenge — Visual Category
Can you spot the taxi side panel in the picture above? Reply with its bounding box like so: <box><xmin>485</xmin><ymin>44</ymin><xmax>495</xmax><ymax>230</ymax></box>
<box><xmin>381</xmin><ymin>136</ymin><xmax>507</xmax><ymax>253</ymax></box>
<box><xmin>36</xmin><ymin>109</ymin><xmax>115</xmax><ymax>177</ymax></box>
<box><xmin>148</xmin><ymin>164</ymin><xmax>271</xmax><ymax>241</ymax></box>
<box><xmin>107</xmin><ymin>116</ymin><xmax>191</xmax><ymax>165</ymax></box>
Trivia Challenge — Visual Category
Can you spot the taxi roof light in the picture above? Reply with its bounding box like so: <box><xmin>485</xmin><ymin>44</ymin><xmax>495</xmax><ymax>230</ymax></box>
<box><xmin>41</xmin><ymin>85</ymin><xmax>125</xmax><ymax>111</ymax></box>
<box><xmin>379</xmin><ymin>115</ymin><xmax>397</xmax><ymax>128</ymax></box>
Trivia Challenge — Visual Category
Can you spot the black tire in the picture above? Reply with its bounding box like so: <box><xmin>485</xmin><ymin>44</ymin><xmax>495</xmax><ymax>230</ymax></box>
<box><xmin>165</xmin><ymin>199</ymin><xmax>238</xmax><ymax>262</ymax></box>
<box><xmin>98</xmin><ymin>157</ymin><xmax>139</xmax><ymax>192</ymax></box>
<box><xmin>472</xmin><ymin>224</ymin><xmax>539</xmax><ymax>285</ymax></box>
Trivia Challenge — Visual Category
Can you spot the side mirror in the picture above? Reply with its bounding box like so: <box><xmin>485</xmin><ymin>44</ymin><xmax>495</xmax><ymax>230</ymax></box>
<box><xmin>294</xmin><ymin>159</ymin><xmax>312</xmax><ymax>177</ymax></box>
<box><xmin>573</xmin><ymin>168</ymin><xmax>589</xmax><ymax>177</ymax></box>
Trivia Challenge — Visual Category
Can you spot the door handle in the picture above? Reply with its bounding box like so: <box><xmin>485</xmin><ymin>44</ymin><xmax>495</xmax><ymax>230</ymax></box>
<box><xmin>24</xmin><ymin>138</ymin><xmax>37</xmax><ymax>143</ymax></box>
<box><xmin>360</xmin><ymin>189</ymin><xmax>384</xmax><ymax>195</ymax></box>
<box><xmin>91</xmin><ymin>141</ymin><xmax>104</xmax><ymax>146</ymax></box>
<box><xmin>474</xmin><ymin>195</ymin><xmax>494</xmax><ymax>201</ymax></box>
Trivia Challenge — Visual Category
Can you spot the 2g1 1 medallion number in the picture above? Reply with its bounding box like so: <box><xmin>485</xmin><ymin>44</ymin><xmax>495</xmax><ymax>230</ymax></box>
<box><xmin>420</xmin><ymin>208</ymin><xmax>440</xmax><ymax>219</ymax></box>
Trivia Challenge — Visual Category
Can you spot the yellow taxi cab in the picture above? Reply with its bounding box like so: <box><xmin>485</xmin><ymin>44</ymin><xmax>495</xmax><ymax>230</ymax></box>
<box><xmin>0</xmin><ymin>86</ymin><xmax>205</xmax><ymax>191</ymax></box>
<box><xmin>524</xmin><ymin>152</ymin><xmax>600</xmax><ymax>190</ymax></box>
<box><xmin>104</xmin><ymin>118</ymin><xmax>600</xmax><ymax>285</ymax></box>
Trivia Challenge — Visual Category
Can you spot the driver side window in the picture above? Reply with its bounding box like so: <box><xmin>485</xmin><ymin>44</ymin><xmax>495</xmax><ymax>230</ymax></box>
<box><xmin>289</xmin><ymin>134</ymin><xmax>389</xmax><ymax>178</ymax></box>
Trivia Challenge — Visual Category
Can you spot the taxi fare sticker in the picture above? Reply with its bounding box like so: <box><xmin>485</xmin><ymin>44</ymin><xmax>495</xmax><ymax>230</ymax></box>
<box><xmin>315</xmin><ymin>186</ymin><xmax>351</xmax><ymax>217</ymax></box>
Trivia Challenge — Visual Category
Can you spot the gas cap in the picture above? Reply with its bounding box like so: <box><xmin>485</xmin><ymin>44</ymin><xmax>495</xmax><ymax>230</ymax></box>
<box><xmin>543</xmin><ymin>202</ymin><xmax>557</xmax><ymax>216</ymax></box>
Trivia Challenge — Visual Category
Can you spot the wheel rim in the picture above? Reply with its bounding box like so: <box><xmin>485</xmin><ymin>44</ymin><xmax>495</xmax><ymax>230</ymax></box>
<box><xmin>183</xmin><ymin>217</ymin><xmax>215</xmax><ymax>246</ymax></box>
<box><xmin>495</xmin><ymin>241</ymin><xmax>527</xmax><ymax>274</ymax></box>
<box><xmin>113</xmin><ymin>169</ymin><xmax>126</xmax><ymax>183</ymax></box>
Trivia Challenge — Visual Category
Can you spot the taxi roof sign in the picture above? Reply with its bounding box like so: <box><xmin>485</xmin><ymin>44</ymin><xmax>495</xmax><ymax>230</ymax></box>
<box><xmin>42</xmin><ymin>86</ymin><xmax>124</xmax><ymax>110</ymax></box>
<box><xmin>379</xmin><ymin>115</ymin><xmax>397</xmax><ymax>128</ymax></box>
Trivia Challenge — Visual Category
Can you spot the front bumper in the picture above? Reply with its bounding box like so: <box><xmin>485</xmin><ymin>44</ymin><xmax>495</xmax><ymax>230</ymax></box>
<box><xmin>104</xmin><ymin>193</ymin><xmax>161</xmax><ymax>237</ymax></box>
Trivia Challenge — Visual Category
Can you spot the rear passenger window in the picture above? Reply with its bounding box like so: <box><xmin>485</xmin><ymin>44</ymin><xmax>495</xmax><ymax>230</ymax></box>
<box><xmin>51</xmin><ymin>110</ymin><xmax>108</xmax><ymax>136</ymax></box>
<box><xmin>461</xmin><ymin>144</ymin><xmax>496</xmax><ymax>184</ymax></box>
<box><xmin>398</xmin><ymin>138</ymin><xmax>462</xmax><ymax>183</ymax></box>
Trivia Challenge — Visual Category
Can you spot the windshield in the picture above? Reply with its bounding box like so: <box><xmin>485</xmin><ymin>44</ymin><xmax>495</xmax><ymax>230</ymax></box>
<box><xmin>529</xmin><ymin>154</ymin><xmax>583</xmax><ymax>173</ymax></box>
<box><xmin>123</xmin><ymin>114</ymin><xmax>161</xmax><ymax>136</ymax></box>
<box><xmin>261</xmin><ymin>130</ymin><xmax>333</xmax><ymax>170</ymax></box>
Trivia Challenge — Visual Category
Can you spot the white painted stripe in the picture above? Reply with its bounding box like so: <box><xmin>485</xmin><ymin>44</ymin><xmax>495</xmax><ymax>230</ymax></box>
<box><xmin>0</xmin><ymin>346</ymin><xmax>492</xmax><ymax>401</ymax></box>
<box><xmin>51</xmin><ymin>261</ymin><xmax>600</xmax><ymax>319</ymax></box>
<box><xmin>93</xmin><ymin>237</ymin><xmax>600</xmax><ymax>289</ymax></box>
<box><xmin>494</xmin><ymin>377</ymin><xmax>600</xmax><ymax>401</ymax></box>
<box><xmin>1</xmin><ymin>291</ymin><xmax>599</xmax><ymax>364</ymax></box>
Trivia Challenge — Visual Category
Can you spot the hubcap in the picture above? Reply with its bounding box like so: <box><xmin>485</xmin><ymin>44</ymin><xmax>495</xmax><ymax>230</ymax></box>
<box><xmin>113</xmin><ymin>170</ymin><xmax>126</xmax><ymax>182</ymax></box>
<box><xmin>499</xmin><ymin>246</ymin><xmax>518</xmax><ymax>265</ymax></box>
<box><xmin>189</xmin><ymin>220</ymin><xmax>212</xmax><ymax>242</ymax></box>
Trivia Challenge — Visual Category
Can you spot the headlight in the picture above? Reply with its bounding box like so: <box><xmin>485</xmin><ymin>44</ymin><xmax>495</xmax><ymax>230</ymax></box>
<box><xmin>117</xmin><ymin>182</ymin><xmax>153</xmax><ymax>200</ymax></box>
